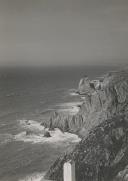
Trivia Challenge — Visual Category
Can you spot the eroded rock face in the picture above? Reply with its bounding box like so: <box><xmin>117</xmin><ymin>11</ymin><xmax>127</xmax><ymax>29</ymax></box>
<box><xmin>78</xmin><ymin>76</ymin><xmax>95</xmax><ymax>95</ymax></box>
<box><xmin>45</xmin><ymin>114</ymin><xmax>128</xmax><ymax>181</ymax></box>
<box><xmin>78</xmin><ymin>70</ymin><xmax>128</xmax><ymax>136</ymax></box>
<box><xmin>44</xmin><ymin>69</ymin><xmax>128</xmax><ymax>181</ymax></box>
<box><xmin>43</xmin><ymin>69</ymin><xmax>128</xmax><ymax>138</ymax></box>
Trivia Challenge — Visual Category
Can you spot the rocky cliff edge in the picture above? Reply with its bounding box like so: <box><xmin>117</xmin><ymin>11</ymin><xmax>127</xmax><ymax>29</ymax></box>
<box><xmin>44</xmin><ymin>68</ymin><xmax>128</xmax><ymax>181</ymax></box>
<box><xmin>44</xmin><ymin>69</ymin><xmax>128</xmax><ymax>137</ymax></box>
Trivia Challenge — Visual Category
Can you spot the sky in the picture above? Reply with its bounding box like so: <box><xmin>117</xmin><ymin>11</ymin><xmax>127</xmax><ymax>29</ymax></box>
<box><xmin>0</xmin><ymin>0</ymin><xmax>128</xmax><ymax>67</ymax></box>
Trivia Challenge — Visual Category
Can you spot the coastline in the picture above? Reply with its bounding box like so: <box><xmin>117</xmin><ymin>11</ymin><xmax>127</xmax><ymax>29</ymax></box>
<box><xmin>45</xmin><ymin>68</ymin><xmax>128</xmax><ymax>181</ymax></box>
<box><xmin>0</xmin><ymin>66</ymin><xmax>117</xmax><ymax>181</ymax></box>
<box><xmin>16</xmin><ymin>92</ymin><xmax>82</xmax><ymax>181</ymax></box>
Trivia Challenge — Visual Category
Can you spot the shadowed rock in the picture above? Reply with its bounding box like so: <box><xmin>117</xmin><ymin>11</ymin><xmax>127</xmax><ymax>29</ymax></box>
<box><xmin>44</xmin><ymin>68</ymin><xmax>128</xmax><ymax>181</ymax></box>
<box><xmin>44</xmin><ymin>131</ymin><xmax>51</xmax><ymax>138</ymax></box>
<box><xmin>43</xmin><ymin>69</ymin><xmax>128</xmax><ymax>137</ymax></box>
<box><xmin>26</xmin><ymin>130</ymin><xmax>35</xmax><ymax>135</ymax></box>
<box><xmin>45</xmin><ymin>114</ymin><xmax>128</xmax><ymax>181</ymax></box>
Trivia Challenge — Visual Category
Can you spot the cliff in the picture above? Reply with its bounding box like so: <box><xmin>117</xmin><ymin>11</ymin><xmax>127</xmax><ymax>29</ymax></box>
<box><xmin>44</xmin><ymin>69</ymin><xmax>128</xmax><ymax>137</ymax></box>
<box><xmin>45</xmin><ymin>68</ymin><xmax>128</xmax><ymax>181</ymax></box>
<box><xmin>77</xmin><ymin>69</ymin><xmax>128</xmax><ymax>136</ymax></box>
<box><xmin>45</xmin><ymin>114</ymin><xmax>128</xmax><ymax>181</ymax></box>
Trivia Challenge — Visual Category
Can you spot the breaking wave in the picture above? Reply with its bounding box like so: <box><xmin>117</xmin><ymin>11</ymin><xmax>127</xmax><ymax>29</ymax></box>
<box><xmin>18</xmin><ymin>119</ymin><xmax>45</xmax><ymax>131</ymax></box>
<box><xmin>0</xmin><ymin>119</ymin><xmax>81</xmax><ymax>145</ymax></box>
<box><xmin>55</xmin><ymin>102</ymin><xmax>82</xmax><ymax>115</ymax></box>
<box><xmin>14</xmin><ymin>128</ymin><xmax>81</xmax><ymax>144</ymax></box>
<box><xmin>14</xmin><ymin>119</ymin><xmax>81</xmax><ymax>144</ymax></box>
<box><xmin>19</xmin><ymin>172</ymin><xmax>47</xmax><ymax>181</ymax></box>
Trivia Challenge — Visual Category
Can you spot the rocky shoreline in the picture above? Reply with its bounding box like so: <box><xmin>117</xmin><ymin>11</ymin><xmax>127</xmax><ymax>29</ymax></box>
<box><xmin>44</xmin><ymin>68</ymin><xmax>128</xmax><ymax>181</ymax></box>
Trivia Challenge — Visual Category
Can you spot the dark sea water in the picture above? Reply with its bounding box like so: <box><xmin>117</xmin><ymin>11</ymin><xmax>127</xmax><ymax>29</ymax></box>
<box><xmin>0</xmin><ymin>66</ymin><xmax>116</xmax><ymax>181</ymax></box>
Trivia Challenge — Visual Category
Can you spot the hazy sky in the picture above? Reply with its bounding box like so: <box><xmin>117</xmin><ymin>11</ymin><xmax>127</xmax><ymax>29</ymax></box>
<box><xmin>0</xmin><ymin>0</ymin><xmax>128</xmax><ymax>66</ymax></box>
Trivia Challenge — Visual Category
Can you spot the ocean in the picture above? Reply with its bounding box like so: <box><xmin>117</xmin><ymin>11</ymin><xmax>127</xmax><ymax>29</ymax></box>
<box><xmin>0</xmin><ymin>66</ymin><xmax>115</xmax><ymax>181</ymax></box>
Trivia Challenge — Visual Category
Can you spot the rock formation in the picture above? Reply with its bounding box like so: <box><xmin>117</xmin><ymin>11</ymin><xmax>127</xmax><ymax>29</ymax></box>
<box><xmin>44</xmin><ymin>69</ymin><xmax>128</xmax><ymax>137</ymax></box>
<box><xmin>78</xmin><ymin>75</ymin><xmax>95</xmax><ymax>95</ymax></box>
<box><xmin>44</xmin><ymin>131</ymin><xmax>51</xmax><ymax>137</ymax></box>
<box><xmin>44</xmin><ymin>68</ymin><xmax>128</xmax><ymax>181</ymax></box>
<box><xmin>45</xmin><ymin>114</ymin><xmax>128</xmax><ymax>181</ymax></box>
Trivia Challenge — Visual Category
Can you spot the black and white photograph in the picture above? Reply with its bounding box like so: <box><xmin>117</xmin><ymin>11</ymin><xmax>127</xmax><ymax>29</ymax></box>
<box><xmin>0</xmin><ymin>0</ymin><xmax>128</xmax><ymax>180</ymax></box>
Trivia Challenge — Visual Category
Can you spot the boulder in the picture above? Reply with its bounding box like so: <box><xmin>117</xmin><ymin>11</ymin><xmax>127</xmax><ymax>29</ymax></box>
<box><xmin>44</xmin><ymin>131</ymin><xmax>51</xmax><ymax>138</ymax></box>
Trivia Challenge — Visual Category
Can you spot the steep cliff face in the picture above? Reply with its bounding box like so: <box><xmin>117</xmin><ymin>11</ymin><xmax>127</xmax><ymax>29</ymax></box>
<box><xmin>43</xmin><ymin>112</ymin><xmax>84</xmax><ymax>135</ymax></box>
<box><xmin>45</xmin><ymin>114</ymin><xmax>128</xmax><ymax>181</ymax></box>
<box><xmin>45</xmin><ymin>69</ymin><xmax>128</xmax><ymax>137</ymax></box>
<box><xmin>45</xmin><ymin>69</ymin><xmax>128</xmax><ymax>181</ymax></box>
<box><xmin>79</xmin><ymin>70</ymin><xmax>128</xmax><ymax>116</ymax></box>
<box><xmin>77</xmin><ymin>70</ymin><xmax>128</xmax><ymax>136</ymax></box>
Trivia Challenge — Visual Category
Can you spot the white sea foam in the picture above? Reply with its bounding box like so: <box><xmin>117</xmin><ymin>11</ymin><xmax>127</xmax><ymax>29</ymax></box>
<box><xmin>18</xmin><ymin>120</ymin><xmax>45</xmax><ymax>131</ymax></box>
<box><xmin>1</xmin><ymin>118</ymin><xmax>81</xmax><ymax>145</ymax></box>
<box><xmin>56</xmin><ymin>102</ymin><xmax>82</xmax><ymax>115</ymax></box>
<box><xmin>81</xmin><ymin>96</ymin><xmax>86</xmax><ymax>100</ymax></box>
<box><xmin>16</xmin><ymin>119</ymin><xmax>81</xmax><ymax>144</ymax></box>
<box><xmin>68</xmin><ymin>89</ymin><xmax>79</xmax><ymax>96</ymax></box>
<box><xmin>19</xmin><ymin>172</ymin><xmax>48</xmax><ymax>181</ymax></box>
<box><xmin>57</xmin><ymin>107</ymin><xmax>80</xmax><ymax>115</ymax></box>
<box><xmin>58</xmin><ymin>102</ymin><xmax>82</xmax><ymax>107</ymax></box>
<box><xmin>14</xmin><ymin>128</ymin><xmax>81</xmax><ymax>144</ymax></box>
<box><xmin>69</xmin><ymin>92</ymin><xmax>79</xmax><ymax>96</ymax></box>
